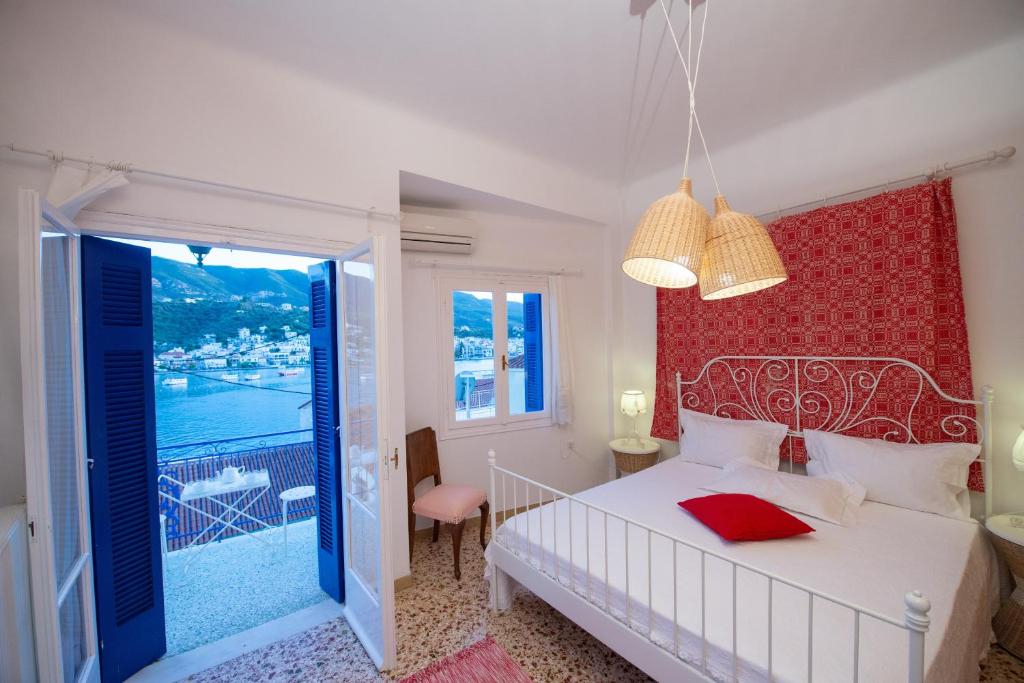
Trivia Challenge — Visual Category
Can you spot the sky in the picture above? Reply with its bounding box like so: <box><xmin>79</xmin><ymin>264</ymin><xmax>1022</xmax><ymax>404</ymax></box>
<box><xmin>465</xmin><ymin>290</ymin><xmax>523</xmax><ymax>303</ymax></box>
<box><xmin>114</xmin><ymin>238</ymin><xmax>320</xmax><ymax>271</ymax></box>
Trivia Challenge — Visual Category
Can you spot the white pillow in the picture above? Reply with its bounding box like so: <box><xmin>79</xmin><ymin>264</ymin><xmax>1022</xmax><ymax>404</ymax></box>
<box><xmin>679</xmin><ymin>409</ymin><xmax>788</xmax><ymax>469</ymax></box>
<box><xmin>804</xmin><ymin>429</ymin><xmax>979</xmax><ymax>519</ymax></box>
<box><xmin>703</xmin><ymin>464</ymin><xmax>863</xmax><ymax>526</ymax></box>
<box><xmin>805</xmin><ymin>463</ymin><xmax>868</xmax><ymax>508</ymax></box>
<box><xmin>723</xmin><ymin>455</ymin><xmax>775</xmax><ymax>472</ymax></box>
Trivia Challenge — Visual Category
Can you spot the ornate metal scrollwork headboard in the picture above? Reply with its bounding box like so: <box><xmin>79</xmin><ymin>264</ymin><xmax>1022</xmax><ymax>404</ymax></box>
<box><xmin>676</xmin><ymin>356</ymin><xmax>994</xmax><ymax>517</ymax></box>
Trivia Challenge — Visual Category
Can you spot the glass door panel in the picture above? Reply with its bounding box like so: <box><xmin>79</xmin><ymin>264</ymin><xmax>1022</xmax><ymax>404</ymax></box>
<box><xmin>337</xmin><ymin>240</ymin><xmax>393</xmax><ymax>668</ymax></box>
<box><xmin>21</xmin><ymin>188</ymin><xmax>99</xmax><ymax>683</ymax></box>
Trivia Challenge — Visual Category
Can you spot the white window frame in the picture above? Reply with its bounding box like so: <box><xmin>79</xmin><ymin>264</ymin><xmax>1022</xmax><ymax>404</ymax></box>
<box><xmin>436</xmin><ymin>274</ymin><xmax>552</xmax><ymax>440</ymax></box>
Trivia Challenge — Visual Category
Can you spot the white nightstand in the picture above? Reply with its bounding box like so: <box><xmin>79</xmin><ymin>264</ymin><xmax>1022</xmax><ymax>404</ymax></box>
<box><xmin>987</xmin><ymin>513</ymin><xmax>1024</xmax><ymax>658</ymax></box>
<box><xmin>609</xmin><ymin>437</ymin><xmax>660</xmax><ymax>477</ymax></box>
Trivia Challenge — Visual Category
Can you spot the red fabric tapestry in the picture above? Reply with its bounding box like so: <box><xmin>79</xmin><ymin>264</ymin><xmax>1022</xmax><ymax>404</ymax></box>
<box><xmin>652</xmin><ymin>179</ymin><xmax>981</xmax><ymax>490</ymax></box>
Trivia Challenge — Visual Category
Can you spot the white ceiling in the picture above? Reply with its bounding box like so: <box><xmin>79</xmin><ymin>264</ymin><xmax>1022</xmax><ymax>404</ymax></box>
<box><xmin>114</xmin><ymin>1</ymin><xmax>1024</xmax><ymax>185</ymax></box>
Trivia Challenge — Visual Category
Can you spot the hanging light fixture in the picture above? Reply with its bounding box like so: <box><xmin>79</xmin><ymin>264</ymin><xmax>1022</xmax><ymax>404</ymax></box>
<box><xmin>188</xmin><ymin>245</ymin><xmax>212</xmax><ymax>268</ymax></box>
<box><xmin>621</xmin><ymin>0</ymin><xmax>711</xmax><ymax>289</ymax></box>
<box><xmin>623</xmin><ymin>0</ymin><xmax>787</xmax><ymax>300</ymax></box>
<box><xmin>621</xmin><ymin>177</ymin><xmax>708</xmax><ymax>288</ymax></box>
<box><xmin>699</xmin><ymin>196</ymin><xmax>788</xmax><ymax>299</ymax></box>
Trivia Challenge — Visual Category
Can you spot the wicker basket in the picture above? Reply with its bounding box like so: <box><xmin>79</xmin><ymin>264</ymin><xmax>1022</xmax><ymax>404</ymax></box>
<box><xmin>989</xmin><ymin>527</ymin><xmax>1024</xmax><ymax>658</ymax></box>
<box><xmin>610</xmin><ymin>438</ymin><xmax>660</xmax><ymax>476</ymax></box>
<box><xmin>613</xmin><ymin>450</ymin><xmax>658</xmax><ymax>474</ymax></box>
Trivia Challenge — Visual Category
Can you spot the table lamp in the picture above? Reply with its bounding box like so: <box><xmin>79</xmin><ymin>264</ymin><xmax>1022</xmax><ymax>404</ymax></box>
<box><xmin>620</xmin><ymin>390</ymin><xmax>647</xmax><ymax>442</ymax></box>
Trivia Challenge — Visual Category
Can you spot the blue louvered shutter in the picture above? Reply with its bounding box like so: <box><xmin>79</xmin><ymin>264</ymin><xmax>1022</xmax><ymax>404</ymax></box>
<box><xmin>523</xmin><ymin>293</ymin><xmax>544</xmax><ymax>413</ymax></box>
<box><xmin>308</xmin><ymin>261</ymin><xmax>344</xmax><ymax>602</ymax></box>
<box><xmin>81</xmin><ymin>236</ymin><xmax>165</xmax><ymax>681</ymax></box>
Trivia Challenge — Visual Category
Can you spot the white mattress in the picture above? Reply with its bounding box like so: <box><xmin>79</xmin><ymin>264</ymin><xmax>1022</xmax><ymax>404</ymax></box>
<box><xmin>486</xmin><ymin>458</ymin><xmax>996</xmax><ymax>683</ymax></box>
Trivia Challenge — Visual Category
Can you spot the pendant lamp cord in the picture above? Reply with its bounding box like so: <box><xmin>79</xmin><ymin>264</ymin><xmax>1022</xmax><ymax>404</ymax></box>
<box><xmin>658</xmin><ymin>0</ymin><xmax>722</xmax><ymax>196</ymax></box>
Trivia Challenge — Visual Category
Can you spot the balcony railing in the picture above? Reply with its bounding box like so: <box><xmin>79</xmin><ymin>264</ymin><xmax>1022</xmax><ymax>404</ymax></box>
<box><xmin>157</xmin><ymin>430</ymin><xmax>315</xmax><ymax>551</ymax></box>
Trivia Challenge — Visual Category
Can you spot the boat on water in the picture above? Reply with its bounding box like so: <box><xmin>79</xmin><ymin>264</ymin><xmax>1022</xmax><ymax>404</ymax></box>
<box><xmin>220</xmin><ymin>373</ymin><xmax>239</xmax><ymax>381</ymax></box>
<box><xmin>277</xmin><ymin>369</ymin><xmax>300</xmax><ymax>377</ymax></box>
<box><xmin>162</xmin><ymin>377</ymin><xmax>188</xmax><ymax>387</ymax></box>
<box><xmin>243</xmin><ymin>373</ymin><xmax>262</xmax><ymax>381</ymax></box>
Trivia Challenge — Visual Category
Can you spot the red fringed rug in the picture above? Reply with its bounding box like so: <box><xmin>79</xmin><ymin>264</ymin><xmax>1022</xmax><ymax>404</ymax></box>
<box><xmin>399</xmin><ymin>636</ymin><xmax>532</xmax><ymax>683</ymax></box>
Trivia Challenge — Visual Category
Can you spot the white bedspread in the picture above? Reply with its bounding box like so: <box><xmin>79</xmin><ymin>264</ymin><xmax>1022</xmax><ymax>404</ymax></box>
<box><xmin>485</xmin><ymin>458</ymin><xmax>997</xmax><ymax>683</ymax></box>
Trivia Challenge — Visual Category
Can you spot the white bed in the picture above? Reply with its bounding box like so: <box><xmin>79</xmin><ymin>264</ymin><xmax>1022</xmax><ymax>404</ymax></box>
<box><xmin>484</xmin><ymin>356</ymin><xmax>998</xmax><ymax>683</ymax></box>
<box><xmin>486</xmin><ymin>458</ymin><xmax>996</xmax><ymax>682</ymax></box>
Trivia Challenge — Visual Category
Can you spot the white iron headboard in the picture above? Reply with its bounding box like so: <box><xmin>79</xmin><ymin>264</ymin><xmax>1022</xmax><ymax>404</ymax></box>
<box><xmin>675</xmin><ymin>356</ymin><xmax>993</xmax><ymax>518</ymax></box>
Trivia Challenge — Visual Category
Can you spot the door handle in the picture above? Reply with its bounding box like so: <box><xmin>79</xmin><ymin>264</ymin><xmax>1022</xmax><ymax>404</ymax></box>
<box><xmin>390</xmin><ymin>448</ymin><xmax>399</xmax><ymax>470</ymax></box>
<box><xmin>501</xmin><ymin>354</ymin><xmax>508</xmax><ymax>371</ymax></box>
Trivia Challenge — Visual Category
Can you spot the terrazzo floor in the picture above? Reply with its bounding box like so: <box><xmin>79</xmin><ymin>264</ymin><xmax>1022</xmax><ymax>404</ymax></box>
<box><xmin>186</xmin><ymin>520</ymin><xmax>1024</xmax><ymax>681</ymax></box>
<box><xmin>164</xmin><ymin>518</ymin><xmax>328</xmax><ymax>656</ymax></box>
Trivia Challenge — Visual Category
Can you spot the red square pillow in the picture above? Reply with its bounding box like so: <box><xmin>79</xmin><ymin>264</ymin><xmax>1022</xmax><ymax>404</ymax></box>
<box><xmin>678</xmin><ymin>493</ymin><xmax>815</xmax><ymax>541</ymax></box>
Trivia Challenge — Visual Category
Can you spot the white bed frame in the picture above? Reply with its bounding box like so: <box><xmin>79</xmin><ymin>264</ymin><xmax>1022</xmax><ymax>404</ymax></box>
<box><xmin>487</xmin><ymin>356</ymin><xmax>992</xmax><ymax>683</ymax></box>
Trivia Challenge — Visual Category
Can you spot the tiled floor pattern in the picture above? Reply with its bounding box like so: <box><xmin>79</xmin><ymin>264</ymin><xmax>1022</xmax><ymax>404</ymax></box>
<box><xmin>189</xmin><ymin>520</ymin><xmax>1024</xmax><ymax>681</ymax></box>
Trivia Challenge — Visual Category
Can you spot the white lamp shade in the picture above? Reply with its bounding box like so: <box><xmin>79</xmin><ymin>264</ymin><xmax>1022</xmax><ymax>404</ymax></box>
<box><xmin>1013</xmin><ymin>427</ymin><xmax>1024</xmax><ymax>472</ymax></box>
<box><xmin>620</xmin><ymin>390</ymin><xmax>647</xmax><ymax>417</ymax></box>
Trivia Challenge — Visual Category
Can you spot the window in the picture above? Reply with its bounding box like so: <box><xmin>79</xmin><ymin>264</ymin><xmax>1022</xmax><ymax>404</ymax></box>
<box><xmin>439</xmin><ymin>276</ymin><xmax>550</xmax><ymax>437</ymax></box>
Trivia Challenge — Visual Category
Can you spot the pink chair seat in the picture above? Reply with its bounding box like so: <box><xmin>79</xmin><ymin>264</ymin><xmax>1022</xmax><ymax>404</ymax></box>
<box><xmin>412</xmin><ymin>484</ymin><xmax>487</xmax><ymax>524</ymax></box>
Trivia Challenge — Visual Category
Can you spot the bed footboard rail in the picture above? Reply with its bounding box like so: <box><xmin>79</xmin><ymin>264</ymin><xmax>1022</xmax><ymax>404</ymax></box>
<box><xmin>486</xmin><ymin>450</ymin><xmax>931</xmax><ymax>683</ymax></box>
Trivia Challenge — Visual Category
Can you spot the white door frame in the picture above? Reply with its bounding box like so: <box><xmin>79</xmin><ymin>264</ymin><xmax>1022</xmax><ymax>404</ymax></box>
<box><xmin>336</xmin><ymin>235</ymin><xmax>397</xmax><ymax>670</ymax></box>
<box><xmin>19</xmin><ymin>189</ymin><xmax>101</xmax><ymax>683</ymax></box>
<box><xmin>20</xmin><ymin>199</ymin><xmax>404</xmax><ymax>675</ymax></box>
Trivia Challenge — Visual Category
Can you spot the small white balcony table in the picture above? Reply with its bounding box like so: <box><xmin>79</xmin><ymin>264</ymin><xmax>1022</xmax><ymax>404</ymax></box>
<box><xmin>159</xmin><ymin>468</ymin><xmax>273</xmax><ymax>567</ymax></box>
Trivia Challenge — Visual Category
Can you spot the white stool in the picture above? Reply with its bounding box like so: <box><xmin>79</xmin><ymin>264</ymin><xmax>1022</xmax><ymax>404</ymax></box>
<box><xmin>279</xmin><ymin>486</ymin><xmax>316</xmax><ymax>551</ymax></box>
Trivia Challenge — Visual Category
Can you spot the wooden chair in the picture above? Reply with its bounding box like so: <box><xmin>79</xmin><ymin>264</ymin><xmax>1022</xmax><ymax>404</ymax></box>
<box><xmin>406</xmin><ymin>426</ymin><xmax>489</xmax><ymax>580</ymax></box>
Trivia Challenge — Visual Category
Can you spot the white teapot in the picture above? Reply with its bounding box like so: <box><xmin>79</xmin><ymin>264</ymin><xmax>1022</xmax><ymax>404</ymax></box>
<box><xmin>221</xmin><ymin>465</ymin><xmax>246</xmax><ymax>483</ymax></box>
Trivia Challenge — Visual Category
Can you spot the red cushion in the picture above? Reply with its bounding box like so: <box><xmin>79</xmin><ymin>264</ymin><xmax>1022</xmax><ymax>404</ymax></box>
<box><xmin>678</xmin><ymin>493</ymin><xmax>815</xmax><ymax>541</ymax></box>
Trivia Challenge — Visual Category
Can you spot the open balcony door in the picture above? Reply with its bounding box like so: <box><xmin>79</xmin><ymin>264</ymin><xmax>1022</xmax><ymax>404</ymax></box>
<box><xmin>336</xmin><ymin>237</ymin><xmax>396</xmax><ymax>670</ymax></box>
<box><xmin>18</xmin><ymin>189</ymin><xmax>101</xmax><ymax>683</ymax></box>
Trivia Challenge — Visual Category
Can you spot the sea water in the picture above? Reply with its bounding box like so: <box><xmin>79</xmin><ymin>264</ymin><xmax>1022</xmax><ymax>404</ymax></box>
<box><xmin>155</xmin><ymin>367</ymin><xmax>312</xmax><ymax>459</ymax></box>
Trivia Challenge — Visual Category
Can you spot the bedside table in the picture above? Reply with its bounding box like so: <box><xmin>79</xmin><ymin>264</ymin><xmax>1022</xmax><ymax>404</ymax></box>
<box><xmin>987</xmin><ymin>513</ymin><xmax>1024</xmax><ymax>659</ymax></box>
<box><xmin>610</xmin><ymin>438</ymin><xmax>660</xmax><ymax>478</ymax></box>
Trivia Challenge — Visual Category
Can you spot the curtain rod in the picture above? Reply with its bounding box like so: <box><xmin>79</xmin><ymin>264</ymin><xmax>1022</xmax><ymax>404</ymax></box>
<box><xmin>756</xmin><ymin>145</ymin><xmax>1016</xmax><ymax>222</ymax></box>
<box><xmin>411</xmin><ymin>258</ymin><xmax>583</xmax><ymax>277</ymax></box>
<box><xmin>4</xmin><ymin>142</ymin><xmax>398</xmax><ymax>221</ymax></box>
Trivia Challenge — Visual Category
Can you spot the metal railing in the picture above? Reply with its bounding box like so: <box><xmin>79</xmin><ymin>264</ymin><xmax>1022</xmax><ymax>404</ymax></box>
<box><xmin>156</xmin><ymin>428</ymin><xmax>313</xmax><ymax>460</ymax></box>
<box><xmin>157</xmin><ymin>432</ymin><xmax>316</xmax><ymax>550</ymax></box>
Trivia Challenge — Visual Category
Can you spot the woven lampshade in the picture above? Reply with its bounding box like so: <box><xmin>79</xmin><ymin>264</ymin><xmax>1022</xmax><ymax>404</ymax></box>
<box><xmin>622</xmin><ymin>177</ymin><xmax>709</xmax><ymax>288</ymax></box>
<box><xmin>699</xmin><ymin>195</ymin><xmax>787</xmax><ymax>300</ymax></box>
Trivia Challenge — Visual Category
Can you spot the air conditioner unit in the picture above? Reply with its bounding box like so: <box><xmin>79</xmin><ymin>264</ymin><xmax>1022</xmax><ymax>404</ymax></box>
<box><xmin>400</xmin><ymin>211</ymin><xmax>477</xmax><ymax>254</ymax></box>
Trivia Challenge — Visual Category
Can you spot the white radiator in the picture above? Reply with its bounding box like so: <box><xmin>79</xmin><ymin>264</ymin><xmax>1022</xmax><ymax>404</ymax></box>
<box><xmin>0</xmin><ymin>505</ymin><xmax>36</xmax><ymax>683</ymax></box>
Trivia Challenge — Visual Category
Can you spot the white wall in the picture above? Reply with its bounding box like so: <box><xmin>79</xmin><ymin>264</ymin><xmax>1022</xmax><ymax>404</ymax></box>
<box><xmin>401</xmin><ymin>206</ymin><xmax>613</xmax><ymax>532</ymax></box>
<box><xmin>614</xmin><ymin>37</ymin><xmax>1024</xmax><ymax>512</ymax></box>
<box><xmin>0</xmin><ymin>0</ymin><xmax>617</xmax><ymax>585</ymax></box>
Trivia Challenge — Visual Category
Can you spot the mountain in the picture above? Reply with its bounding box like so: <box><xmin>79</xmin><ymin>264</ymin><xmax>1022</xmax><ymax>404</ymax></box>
<box><xmin>452</xmin><ymin>291</ymin><xmax>524</xmax><ymax>338</ymax></box>
<box><xmin>149</xmin><ymin>256</ymin><xmax>525</xmax><ymax>346</ymax></box>
<box><xmin>151</xmin><ymin>256</ymin><xmax>310</xmax><ymax>306</ymax></box>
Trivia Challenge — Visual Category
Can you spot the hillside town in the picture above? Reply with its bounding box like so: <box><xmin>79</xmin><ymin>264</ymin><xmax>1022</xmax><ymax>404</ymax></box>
<box><xmin>155</xmin><ymin>325</ymin><xmax>311</xmax><ymax>371</ymax></box>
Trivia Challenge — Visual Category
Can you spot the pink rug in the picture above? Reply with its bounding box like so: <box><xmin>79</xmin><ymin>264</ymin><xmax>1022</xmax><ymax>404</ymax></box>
<box><xmin>399</xmin><ymin>636</ymin><xmax>532</xmax><ymax>683</ymax></box>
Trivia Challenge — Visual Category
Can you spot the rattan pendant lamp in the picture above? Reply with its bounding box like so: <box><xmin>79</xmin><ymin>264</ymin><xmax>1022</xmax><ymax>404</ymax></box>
<box><xmin>626</xmin><ymin>0</ymin><xmax>787</xmax><ymax>300</ymax></box>
<box><xmin>621</xmin><ymin>177</ymin><xmax>708</xmax><ymax>288</ymax></box>
<box><xmin>621</xmin><ymin>1</ymin><xmax>712</xmax><ymax>289</ymax></box>
<box><xmin>699</xmin><ymin>196</ymin><xmax>788</xmax><ymax>299</ymax></box>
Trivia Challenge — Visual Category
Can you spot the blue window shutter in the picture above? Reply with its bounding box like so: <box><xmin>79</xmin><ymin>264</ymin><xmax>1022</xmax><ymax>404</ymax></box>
<box><xmin>308</xmin><ymin>261</ymin><xmax>344</xmax><ymax>602</ymax></box>
<box><xmin>81</xmin><ymin>236</ymin><xmax>166</xmax><ymax>681</ymax></box>
<box><xmin>523</xmin><ymin>293</ymin><xmax>544</xmax><ymax>413</ymax></box>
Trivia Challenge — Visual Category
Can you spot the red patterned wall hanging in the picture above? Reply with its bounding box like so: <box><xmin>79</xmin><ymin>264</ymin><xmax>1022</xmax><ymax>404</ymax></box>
<box><xmin>651</xmin><ymin>178</ymin><xmax>982</xmax><ymax>490</ymax></box>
